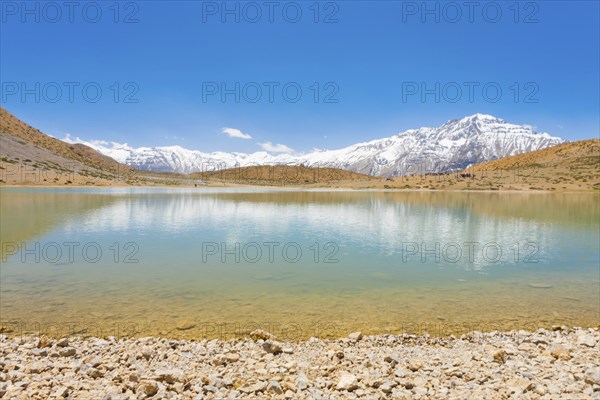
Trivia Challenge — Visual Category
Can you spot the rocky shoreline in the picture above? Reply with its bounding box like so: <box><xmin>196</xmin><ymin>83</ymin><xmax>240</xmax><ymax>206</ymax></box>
<box><xmin>1</xmin><ymin>327</ymin><xmax>598</xmax><ymax>399</ymax></box>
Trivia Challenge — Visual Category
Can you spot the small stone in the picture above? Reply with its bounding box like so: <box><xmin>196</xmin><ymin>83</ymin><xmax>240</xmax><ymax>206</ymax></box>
<box><xmin>137</xmin><ymin>380</ymin><xmax>159</xmax><ymax>397</ymax></box>
<box><xmin>86</xmin><ymin>357</ymin><xmax>101</xmax><ymax>368</ymax></box>
<box><xmin>92</xmin><ymin>338</ymin><xmax>110</xmax><ymax>347</ymax></box>
<box><xmin>533</xmin><ymin>384</ymin><xmax>547</xmax><ymax>396</ymax></box>
<box><xmin>53</xmin><ymin>386</ymin><xmax>69</xmax><ymax>398</ymax></box>
<box><xmin>250</xmin><ymin>329</ymin><xmax>276</xmax><ymax>341</ymax></box>
<box><xmin>56</xmin><ymin>338</ymin><xmax>69</xmax><ymax>347</ymax></box>
<box><xmin>548</xmin><ymin>345</ymin><xmax>571</xmax><ymax>360</ymax></box>
<box><xmin>547</xmin><ymin>383</ymin><xmax>560</xmax><ymax>394</ymax></box>
<box><xmin>155</xmin><ymin>368</ymin><xmax>184</xmax><ymax>384</ymax></box>
<box><xmin>37</xmin><ymin>336</ymin><xmax>52</xmax><ymax>348</ymax></box>
<box><xmin>296</xmin><ymin>373</ymin><xmax>310</xmax><ymax>390</ymax></box>
<box><xmin>203</xmin><ymin>385</ymin><xmax>218</xmax><ymax>393</ymax></box>
<box><xmin>584</xmin><ymin>367</ymin><xmax>600</xmax><ymax>385</ymax></box>
<box><xmin>59</xmin><ymin>347</ymin><xmax>76</xmax><ymax>357</ymax></box>
<box><xmin>141</xmin><ymin>348</ymin><xmax>152</xmax><ymax>361</ymax></box>
<box><xmin>29</xmin><ymin>362</ymin><xmax>44</xmax><ymax>374</ymax></box>
<box><xmin>414</xmin><ymin>387</ymin><xmax>428</xmax><ymax>396</ymax></box>
<box><xmin>493</xmin><ymin>350</ymin><xmax>508</xmax><ymax>363</ymax></box>
<box><xmin>247</xmin><ymin>381</ymin><xmax>267</xmax><ymax>393</ymax></box>
<box><xmin>384</xmin><ymin>355</ymin><xmax>399</xmax><ymax>367</ymax></box>
<box><xmin>87</xmin><ymin>368</ymin><xmax>104</xmax><ymax>379</ymax></box>
<box><xmin>407</xmin><ymin>359</ymin><xmax>423</xmax><ymax>371</ymax></box>
<box><xmin>445</xmin><ymin>367</ymin><xmax>463</xmax><ymax>378</ymax></box>
<box><xmin>348</xmin><ymin>332</ymin><xmax>363</xmax><ymax>341</ymax></box>
<box><xmin>225</xmin><ymin>353</ymin><xmax>239</xmax><ymax>363</ymax></box>
<box><xmin>577</xmin><ymin>333</ymin><xmax>597</xmax><ymax>348</ymax></box>
<box><xmin>380</xmin><ymin>381</ymin><xmax>396</xmax><ymax>393</ymax></box>
<box><xmin>267</xmin><ymin>381</ymin><xmax>284</xmax><ymax>394</ymax></box>
<box><xmin>31</xmin><ymin>348</ymin><xmax>48</xmax><ymax>357</ymax></box>
<box><xmin>394</xmin><ymin>368</ymin><xmax>408</xmax><ymax>378</ymax></box>
<box><xmin>210</xmin><ymin>375</ymin><xmax>230</xmax><ymax>388</ymax></box>
<box><xmin>211</xmin><ymin>355</ymin><xmax>226</xmax><ymax>366</ymax></box>
<box><xmin>262</xmin><ymin>340</ymin><xmax>283</xmax><ymax>354</ymax></box>
<box><xmin>336</xmin><ymin>372</ymin><xmax>359</xmax><ymax>391</ymax></box>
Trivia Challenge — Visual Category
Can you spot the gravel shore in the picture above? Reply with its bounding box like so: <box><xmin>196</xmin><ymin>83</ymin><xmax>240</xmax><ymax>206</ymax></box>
<box><xmin>1</xmin><ymin>327</ymin><xmax>598</xmax><ymax>399</ymax></box>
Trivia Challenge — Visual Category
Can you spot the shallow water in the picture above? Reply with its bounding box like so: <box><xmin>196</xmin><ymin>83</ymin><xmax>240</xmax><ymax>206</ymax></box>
<box><xmin>1</xmin><ymin>188</ymin><xmax>598</xmax><ymax>340</ymax></box>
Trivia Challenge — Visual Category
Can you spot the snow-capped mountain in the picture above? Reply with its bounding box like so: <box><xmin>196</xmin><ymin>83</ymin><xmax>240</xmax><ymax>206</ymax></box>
<box><xmin>66</xmin><ymin>114</ymin><xmax>565</xmax><ymax>177</ymax></box>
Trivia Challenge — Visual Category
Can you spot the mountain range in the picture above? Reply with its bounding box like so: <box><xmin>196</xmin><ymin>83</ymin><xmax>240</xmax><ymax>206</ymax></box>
<box><xmin>66</xmin><ymin>114</ymin><xmax>565</xmax><ymax>177</ymax></box>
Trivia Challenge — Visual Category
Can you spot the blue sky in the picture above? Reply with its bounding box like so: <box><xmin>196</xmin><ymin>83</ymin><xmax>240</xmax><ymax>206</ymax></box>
<box><xmin>1</xmin><ymin>1</ymin><xmax>598</xmax><ymax>154</ymax></box>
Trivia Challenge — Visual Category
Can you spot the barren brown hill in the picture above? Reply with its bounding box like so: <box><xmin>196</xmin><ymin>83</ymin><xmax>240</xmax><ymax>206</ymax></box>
<box><xmin>193</xmin><ymin>165</ymin><xmax>377</xmax><ymax>185</ymax></box>
<box><xmin>471</xmin><ymin>139</ymin><xmax>599</xmax><ymax>172</ymax></box>
<box><xmin>370</xmin><ymin>139</ymin><xmax>599</xmax><ymax>192</ymax></box>
<box><xmin>0</xmin><ymin>107</ymin><xmax>132</xmax><ymax>175</ymax></box>
<box><xmin>459</xmin><ymin>139</ymin><xmax>600</xmax><ymax>191</ymax></box>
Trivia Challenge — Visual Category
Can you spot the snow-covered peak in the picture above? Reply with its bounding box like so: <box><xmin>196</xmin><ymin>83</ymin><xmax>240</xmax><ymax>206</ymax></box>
<box><xmin>66</xmin><ymin>115</ymin><xmax>565</xmax><ymax>176</ymax></box>
<box><xmin>465</xmin><ymin>113</ymin><xmax>504</xmax><ymax>122</ymax></box>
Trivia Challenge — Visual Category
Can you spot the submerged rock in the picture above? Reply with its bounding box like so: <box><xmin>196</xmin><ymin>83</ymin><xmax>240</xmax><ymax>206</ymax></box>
<box><xmin>527</xmin><ymin>283</ymin><xmax>553</xmax><ymax>289</ymax></box>
<box><xmin>175</xmin><ymin>321</ymin><xmax>196</xmax><ymax>331</ymax></box>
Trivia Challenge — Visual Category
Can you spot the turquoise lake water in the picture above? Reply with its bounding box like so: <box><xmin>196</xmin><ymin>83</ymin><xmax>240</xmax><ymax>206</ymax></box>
<box><xmin>1</xmin><ymin>188</ymin><xmax>598</xmax><ymax>339</ymax></box>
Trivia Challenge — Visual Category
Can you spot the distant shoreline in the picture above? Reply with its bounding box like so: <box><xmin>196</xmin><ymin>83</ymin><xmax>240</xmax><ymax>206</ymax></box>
<box><xmin>1</xmin><ymin>183</ymin><xmax>598</xmax><ymax>193</ymax></box>
<box><xmin>3</xmin><ymin>138</ymin><xmax>599</xmax><ymax>191</ymax></box>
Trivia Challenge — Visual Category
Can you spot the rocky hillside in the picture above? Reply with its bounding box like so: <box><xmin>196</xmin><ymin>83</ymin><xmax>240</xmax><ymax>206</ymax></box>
<box><xmin>373</xmin><ymin>139</ymin><xmax>599</xmax><ymax>191</ymax></box>
<box><xmin>0</xmin><ymin>108</ymin><xmax>137</xmax><ymax>185</ymax></box>
<box><xmin>195</xmin><ymin>165</ymin><xmax>377</xmax><ymax>186</ymax></box>
<box><xmin>0</xmin><ymin>108</ymin><xmax>130</xmax><ymax>174</ymax></box>
<box><xmin>471</xmin><ymin>138</ymin><xmax>599</xmax><ymax>172</ymax></box>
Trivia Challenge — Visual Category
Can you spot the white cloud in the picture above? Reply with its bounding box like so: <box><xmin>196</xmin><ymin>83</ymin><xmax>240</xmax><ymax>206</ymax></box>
<box><xmin>258</xmin><ymin>142</ymin><xmax>295</xmax><ymax>154</ymax></box>
<box><xmin>222</xmin><ymin>127</ymin><xmax>252</xmax><ymax>139</ymax></box>
<box><xmin>63</xmin><ymin>134</ymin><xmax>113</xmax><ymax>148</ymax></box>
<box><xmin>164</xmin><ymin>135</ymin><xmax>185</xmax><ymax>141</ymax></box>
<box><xmin>61</xmin><ymin>134</ymin><xmax>134</xmax><ymax>164</ymax></box>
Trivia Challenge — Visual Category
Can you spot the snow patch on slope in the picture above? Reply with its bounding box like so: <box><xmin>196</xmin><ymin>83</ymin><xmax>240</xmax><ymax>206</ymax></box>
<box><xmin>64</xmin><ymin>114</ymin><xmax>565</xmax><ymax>177</ymax></box>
